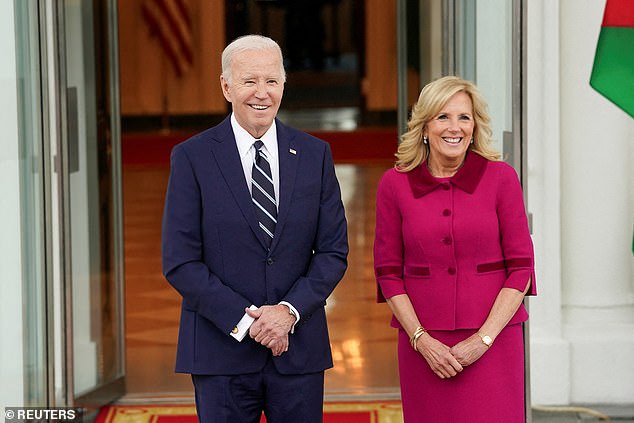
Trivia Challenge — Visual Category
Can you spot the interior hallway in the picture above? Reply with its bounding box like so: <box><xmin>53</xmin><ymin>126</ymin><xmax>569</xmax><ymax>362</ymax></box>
<box><xmin>123</xmin><ymin>153</ymin><xmax>399</xmax><ymax>401</ymax></box>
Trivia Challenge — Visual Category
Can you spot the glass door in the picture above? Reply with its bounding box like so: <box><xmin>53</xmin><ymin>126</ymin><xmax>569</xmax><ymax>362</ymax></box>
<box><xmin>54</xmin><ymin>0</ymin><xmax>125</xmax><ymax>409</ymax></box>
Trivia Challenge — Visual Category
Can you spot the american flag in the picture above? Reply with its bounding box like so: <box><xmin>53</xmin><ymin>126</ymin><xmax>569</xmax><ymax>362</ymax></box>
<box><xmin>141</xmin><ymin>0</ymin><xmax>194</xmax><ymax>77</ymax></box>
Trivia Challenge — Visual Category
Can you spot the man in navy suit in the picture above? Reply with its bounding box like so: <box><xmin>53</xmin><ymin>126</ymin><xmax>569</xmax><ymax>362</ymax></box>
<box><xmin>161</xmin><ymin>35</ymin><xmax>348</xmax><ymax>423</ymax></box>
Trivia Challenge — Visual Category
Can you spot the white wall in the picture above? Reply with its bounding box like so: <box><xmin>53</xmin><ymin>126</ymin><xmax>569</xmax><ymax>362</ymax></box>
<box><xmin>0</xmin><ymin>0</ymin><xmax>25</xmax><ymax>406</ymax></box>
<box><xmin>559</xmin><ymin>0</ymin><xmax>634</xmax><ymax>404</ymax></box>
<box><xmin>528</xmin><ymin>0</ymin><xmax>634</xmax><ymax>405</ymax></box>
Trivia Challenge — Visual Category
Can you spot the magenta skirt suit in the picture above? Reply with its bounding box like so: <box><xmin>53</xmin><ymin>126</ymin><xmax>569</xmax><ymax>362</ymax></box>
<box><xmin>374</xmin><ymin>152</ymin><xmax>536</xmax><ymax>422</ymax></box>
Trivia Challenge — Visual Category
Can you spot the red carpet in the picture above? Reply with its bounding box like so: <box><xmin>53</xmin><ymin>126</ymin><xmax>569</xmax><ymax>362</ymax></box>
<box><xmin>95</xmin><ymin>402</ymin><xmax>403</xmax><ymax>422</ymax></box>
<box><xmin>122</xmin><ymin>128</ymin><xmax>397</xmax><ymax>167</ymax></box>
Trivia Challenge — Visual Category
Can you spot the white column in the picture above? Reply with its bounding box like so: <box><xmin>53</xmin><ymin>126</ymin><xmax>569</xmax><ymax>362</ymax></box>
<box><xmin>0</xmin><ymin>0</ymin><xmax>25</xmax><ymax>406</ymax></box>
<box><xmin>560</xmin><ymin>0</ymin><xmax>634</xmax><ymax>404</ymax></box>
<box><xmin>526</xmin><ymin>0</ymin><xmax>571</xmax><ymax>406</ymax></box>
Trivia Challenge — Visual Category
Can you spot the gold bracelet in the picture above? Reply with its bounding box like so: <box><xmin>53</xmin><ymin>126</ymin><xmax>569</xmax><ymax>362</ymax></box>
<box><xmin>410</xmin><ymin>326</ymin><xmax>427</xmax><ymax>351</ymax></box>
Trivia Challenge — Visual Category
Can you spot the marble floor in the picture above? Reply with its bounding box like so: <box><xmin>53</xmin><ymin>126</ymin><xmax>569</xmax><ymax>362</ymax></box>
<box><xmin>122</xmin><ymin>161</ymin><xmax>398</xmax><ymax>401</ymax></box>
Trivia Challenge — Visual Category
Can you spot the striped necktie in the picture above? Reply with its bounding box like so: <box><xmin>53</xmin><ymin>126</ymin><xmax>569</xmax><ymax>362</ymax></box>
<box><xmin>251</xmin><ymin>140</ymin><xmax>277</xmax><ymax>246</ymax></box>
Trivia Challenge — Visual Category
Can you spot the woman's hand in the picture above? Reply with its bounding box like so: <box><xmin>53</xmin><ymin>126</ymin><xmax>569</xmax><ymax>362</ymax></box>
<box><xmin>416</xmin><ymin>334</ymin><xmax>464</xmax><ymax>379</ymax></box>
<box><xmin>449</xmin><ymin>333</ymin><xmax>489</xmax><ymax>367</ymax></box>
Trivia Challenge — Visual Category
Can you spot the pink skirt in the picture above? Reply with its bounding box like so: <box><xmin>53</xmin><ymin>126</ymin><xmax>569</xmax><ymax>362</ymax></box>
<box><xmin>398</xmin><ymin>324</ymin><xmax>525</xmax><ymax>423</ymax></box>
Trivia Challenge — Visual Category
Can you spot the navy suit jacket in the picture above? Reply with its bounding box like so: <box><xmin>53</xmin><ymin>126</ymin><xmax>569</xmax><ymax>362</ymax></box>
<box><xmin>161</xmin><ymin>116</ymin><xmax>348</xmax><ymax>375</ymax></box>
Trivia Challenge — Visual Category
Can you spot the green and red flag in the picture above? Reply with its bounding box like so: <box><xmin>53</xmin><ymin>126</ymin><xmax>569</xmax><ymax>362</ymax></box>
<box><xmin>589</xmin><ymin>0</ymin><xmax>634</xmax><ymax>118</ymax></box>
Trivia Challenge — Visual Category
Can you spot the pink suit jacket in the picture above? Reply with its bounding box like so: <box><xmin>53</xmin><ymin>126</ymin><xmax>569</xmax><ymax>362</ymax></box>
<box><xmin>374</xmin><ymin>151</ymin><xmax>536</xmax><ymax>330</ymax></box>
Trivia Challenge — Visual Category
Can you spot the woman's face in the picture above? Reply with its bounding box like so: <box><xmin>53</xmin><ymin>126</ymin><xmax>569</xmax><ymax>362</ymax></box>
<box><xmin>424</xmin><ymin>91</ymin><xmax>475</xmax><ymax>163</ymax></box>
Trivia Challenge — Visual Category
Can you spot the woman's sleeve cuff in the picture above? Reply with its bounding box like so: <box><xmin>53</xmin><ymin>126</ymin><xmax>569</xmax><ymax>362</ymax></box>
<box><xmin>503</xmin><ymin>268</ymin><xmax>536</xmax><ymax>295</ymax></box>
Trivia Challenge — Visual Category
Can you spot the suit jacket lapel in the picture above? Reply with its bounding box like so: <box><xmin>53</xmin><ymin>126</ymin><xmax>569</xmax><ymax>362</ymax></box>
<box><xmin>270</xmin><ymin>120</ymin><xmax>298</xmax><ymax>252</ymax></box>
<box><xmin>209</xmin><ymin>117</ymin><xmax>269</xmax><ymax>249</ymax></box>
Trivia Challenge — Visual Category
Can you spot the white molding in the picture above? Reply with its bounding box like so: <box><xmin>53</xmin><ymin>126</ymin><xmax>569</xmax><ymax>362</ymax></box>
<box><xmin>530</xmin><ymin>338</ymin><xmax>571</xmax><ymax>405</ymax></box>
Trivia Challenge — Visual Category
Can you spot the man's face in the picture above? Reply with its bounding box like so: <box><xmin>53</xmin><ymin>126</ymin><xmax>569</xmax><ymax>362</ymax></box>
<box><xmin>221</xmin><ymin>48</ymin><xmax>285</xmax><ymax>139</ymax></box>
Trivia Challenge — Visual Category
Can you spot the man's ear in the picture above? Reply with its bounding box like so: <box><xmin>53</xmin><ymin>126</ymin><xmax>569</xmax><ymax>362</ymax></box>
<box><xmin>220</xmin><ymin>75</ymin><xmax>231</xmax><ymax>102</ymax></box>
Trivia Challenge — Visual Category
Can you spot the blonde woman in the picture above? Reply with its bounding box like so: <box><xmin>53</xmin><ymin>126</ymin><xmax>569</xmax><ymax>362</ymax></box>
<box><xmin>374</xmin><ymin>76</ymin><xmax>536</xmax><ymax>422</ymax></box>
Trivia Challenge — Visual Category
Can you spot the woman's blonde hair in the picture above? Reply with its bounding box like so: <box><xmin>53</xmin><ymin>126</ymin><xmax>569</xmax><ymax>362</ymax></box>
<box><xmin>395</xmin><ymin>76</ymin><xmax>500</xmax><ymax>172</ymax></box>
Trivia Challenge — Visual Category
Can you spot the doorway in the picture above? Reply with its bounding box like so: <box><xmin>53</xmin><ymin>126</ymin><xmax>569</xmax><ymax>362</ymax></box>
<box><xmin>119</xmin><ymin>0</ymin><xmax>527</xmax><ymax>406</ymax></box>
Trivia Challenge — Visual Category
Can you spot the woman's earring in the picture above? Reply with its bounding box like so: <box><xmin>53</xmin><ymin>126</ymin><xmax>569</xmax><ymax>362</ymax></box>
<box><xmin>423</xmin><ymin>136</ymin><xmax>428</xmax><ymax>144</ymax></box>
<box><xmin>470</xmin><ymin>138</ymin><xmax>474</xmax><ymax>144</ymax></box>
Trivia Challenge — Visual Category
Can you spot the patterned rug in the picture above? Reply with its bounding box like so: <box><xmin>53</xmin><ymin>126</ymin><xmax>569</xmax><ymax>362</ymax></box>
<box><xmin>95</xmin><ymin>402</ymin><xmax>403</xmax><ymax>423</ymax></box>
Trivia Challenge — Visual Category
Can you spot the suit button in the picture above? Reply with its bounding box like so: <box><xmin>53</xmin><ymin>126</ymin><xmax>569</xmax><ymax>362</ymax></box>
<box><xmin>448</xmin><ymin>267</ymin><xmax>456</xmax><ymax>275</ymax></box>
<box><xmin>442</xmin><ymin>183</ymin><xmax>450</xmax><ymax>191</ymax></box>
<box><xmin>442</xmin><ymin>209</ymin><xmax>451</xmax><ymax>216</ymax></box>
<box><xmin>442</xmin><ymin>236</ymin><xmax>452</xmax><ymax>245</ymax></box>
<box><xmin>267</xmin><ymin>258</ymin><xmax>274</xmax><ymax>265</ymax></box>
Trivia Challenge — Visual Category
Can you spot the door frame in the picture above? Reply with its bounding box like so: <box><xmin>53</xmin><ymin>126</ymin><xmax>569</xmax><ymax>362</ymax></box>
<box><xmin>44</xmin><ymin>0</ymin><xmax>125</xmax><ymax>409</ymax></box>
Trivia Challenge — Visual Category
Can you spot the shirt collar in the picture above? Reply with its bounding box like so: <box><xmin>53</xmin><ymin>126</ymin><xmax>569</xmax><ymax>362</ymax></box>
<box><xmin>231</xmin><ymin>113</ymin><xmax>278</xmax><ymax>160</ymax></box>
<box><xmin>407</xmin><ymin>150</ymin><xmax>488</xmax><ymax>198</ymax></box>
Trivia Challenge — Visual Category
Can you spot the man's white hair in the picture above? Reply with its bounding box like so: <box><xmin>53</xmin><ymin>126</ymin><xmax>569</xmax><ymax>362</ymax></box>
<box><xmin>221</xmin><ymin>35</ymin><xmax>286</xmax><ymax>84</ymax></box>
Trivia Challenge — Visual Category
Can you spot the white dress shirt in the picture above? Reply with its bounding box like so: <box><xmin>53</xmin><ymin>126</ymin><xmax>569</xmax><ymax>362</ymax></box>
<box><xmin>232</xmin><ymin>113</ymin><xmax>280</xmax><ymax>204</ymax></box>
<box><xmin>228</xmin><ymin>114</ymin><xmax>300</xmax><ymax>341</ymax></box>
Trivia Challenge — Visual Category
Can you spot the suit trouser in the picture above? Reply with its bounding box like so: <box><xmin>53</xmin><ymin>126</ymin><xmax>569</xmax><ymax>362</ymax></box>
<box><xmin>192</xmin><ymin>356</ymin><xmax>325</xmax><ymax>423</ymax></box>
